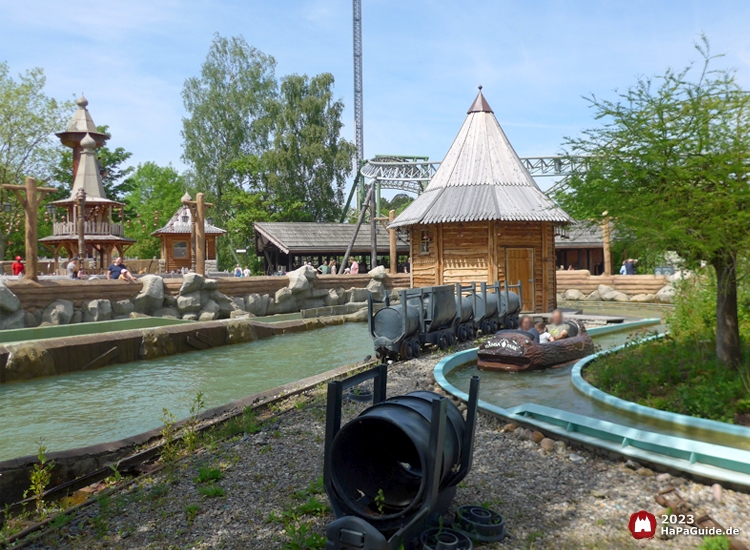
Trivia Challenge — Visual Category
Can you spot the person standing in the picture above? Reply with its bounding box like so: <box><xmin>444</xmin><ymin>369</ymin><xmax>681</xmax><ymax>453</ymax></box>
<box><xmin>329</xmin><ymin>259</ymin><xmax>337</xmax><ymax>275</ymax></box>
<box><xmin>349</xmin><ymin>257</ymin><xmax>359</xmax><ymax>275</ymax></box>
<box><xmin>625</xmin><ymin>258</ymin><xmax>638</xmax><ymax>275</ymax></box>
<box><xmin>234</xmin><ymin>264</ymin><xmax>242</xmax><ymax>277</ymax></box>
<box><xmin>243</xmin><ymin>265</ymin><xmax>251</xmax><ymax>277</ymax></box>
<box><xmin>317</xmin><ymin>259</ymin><xmax>329</xmax><ymax>275</ymax></box>
<box><xmin>67</xmin><ymin>257</ymin><xmax>79</xmax><ymax>279</ymax></box>
<box><xmin>11</xmin><ymin>256</ymin><xmax>24</xmax><ymax>278</ymax></box>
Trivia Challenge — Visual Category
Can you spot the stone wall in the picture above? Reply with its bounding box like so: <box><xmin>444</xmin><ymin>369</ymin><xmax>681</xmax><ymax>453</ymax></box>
<box><xmin>555</xmin><ymin>269</ymin><xmax>680</xmax><ymax>304</ymax></box>
<box><xmin>0</xmin><ymin>267</ymin><xmax>408</xmax><ymax>331</ymax></box>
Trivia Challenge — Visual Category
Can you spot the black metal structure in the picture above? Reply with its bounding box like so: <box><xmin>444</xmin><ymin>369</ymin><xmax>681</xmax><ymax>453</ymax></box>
<box><xmin>368</xmin><ymin>281</ymin><xmax>522</xmax><ymax>361</ymax></box>
<box><xmin>324</xmin><ymin>365</ymin><xmax>481</xmax><ymax>550</ymax></box>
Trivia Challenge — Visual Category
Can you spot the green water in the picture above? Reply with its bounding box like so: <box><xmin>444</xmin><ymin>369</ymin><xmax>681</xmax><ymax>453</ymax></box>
<box><xmin>0</xmin><ymin>317</ymin><xmax>187</xmax><ymax>345</ymax></box>
<box><xmin>447</xmin><ymin>325</ymin><xmax>750</xmax><ymax>450</ymax></box>
<box><xmin>0</xmin><ymin>323</ymin><xmax>373</xmax><ymax>461</ymax></box>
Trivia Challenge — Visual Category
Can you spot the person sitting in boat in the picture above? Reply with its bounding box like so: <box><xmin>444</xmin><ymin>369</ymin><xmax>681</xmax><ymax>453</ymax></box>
<box><xmin>516</xmin><ymin>315</ymin><xmax>540</xmax><ymax>343</ymax></box>
<box><xmin>547</xmin><ymin>309</ymin><xmax>571</xmax><ymax>341</ymax></box>
<box><xmin>536</xmin><ymin>322</ymin><xmax>551</xmax><ymax>343</ymax></box>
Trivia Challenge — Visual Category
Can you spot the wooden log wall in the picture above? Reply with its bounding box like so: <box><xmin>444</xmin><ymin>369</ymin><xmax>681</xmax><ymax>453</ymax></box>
<box><xmin>409</xmin><ymin>225</ymin><xmax>439</xmax><ymax>288</ymax></box>
<box><xmin>7</xmin><ymin>273</ymin><xmax>411</xmax><ymax>312</ymax></box>
<box><xmin>441</xmin><ymin>222</ymin><xmax>490</xmax><ymax>285</ymax></box>
<box><xmin>7</xmin><ymin>280</ymin><xmax>144</xmax><ymax>310</ymax></box>
<box><xmin>555</xmin><ymin>270</ymin><xmax>668</xmax><ymax>295</ymax></box>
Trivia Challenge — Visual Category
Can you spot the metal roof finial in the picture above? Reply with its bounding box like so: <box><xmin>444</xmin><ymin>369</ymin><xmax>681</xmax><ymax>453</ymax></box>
<box><xmin>478</xmin><ymin>85</ymin><xmax>483</xmax><ymax>91</ymax></box>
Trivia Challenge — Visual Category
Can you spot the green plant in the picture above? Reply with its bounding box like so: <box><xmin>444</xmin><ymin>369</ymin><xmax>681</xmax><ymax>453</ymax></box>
<box><xmin>148</xmin><ymin>483</ymin><xmax>170</xmax><ymax>500</ymax></box>
<box><xmin>160</xmin><ymin>408</ymin><xmax>178</xmax><ymax>474</ymax></box>
<box><xmin>184</xmin><ymin>391</ymin><xmax>206</xmax><ymax>453</ymax></box>
<box><xmin>198</xmin><ymin>485</ymin><xmax>225</xmax><ymax>498</ymax></box>
<box><xmin>194</xmin><ymin>467</ymin><xmax>223</xmax><ymax>484</ymax></box>
<box><xmin>697</xmin><ymin>535</ymin><xmax>731</xmax><ymax>550</ymax></box>
<box><xmin>23</xmin><ymin>439</ymin><xmax>54</xmax><ymax>517</ymax></box>
<box><xmin>105</xmin><ymin>461</ymin><xmax>122</xmax><ymax>486</ymax></box>
<box><xmin>374</xmin><ymin>488</ymin><xmax>385</xmax><ymax>515</ymax></box>
<box><xmin>185</xmin><ymin>504</ymin><xmax>200</xmax><ymax>525</ymax></box>
<box><xmin>282</xmin><ymin>521</ymin><xmax>326</xmax><ymax>550</ymax></box>
<box><xmin>211</xmin><ymin>407</ymin><xmax>262</xmax><ymax>440</ymax></box>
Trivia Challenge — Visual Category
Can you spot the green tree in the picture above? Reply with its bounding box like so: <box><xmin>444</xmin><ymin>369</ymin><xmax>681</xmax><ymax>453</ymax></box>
<box><xmin>560</xmin><ymin>38</ymin><xmax>750</xmax><ymax>367</ymax></box>
<box><xmin>0</xmin><ymin>62</ymin><xmax>73</xmax><ymax>259</ymax></box>
<box><xmin>261</xmin><ymin>73</ymin><xmax>356</xmax><ymax>221</ymax></box>
<box><xmin>52</xmin><ymin>125</ymin><xmax>134</xmax><ymax>200</ymax></box>
<box><xmin>123</xmin><ymin>163</ymin><xmax>186</xmax><ymax>259</ymax></box>
<box><xmin>379</xmin><ymin>193</ymin><xmax>414</xmax><ymax>217</ymax></box>
<box><xmin>181</xmin><ymin>33</ymin><xmax>276</xmax><ymax>211</ymax></box>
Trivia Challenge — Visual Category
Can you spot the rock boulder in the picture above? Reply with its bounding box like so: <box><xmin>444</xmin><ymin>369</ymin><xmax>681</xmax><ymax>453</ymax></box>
<box><xmin>153</xmin><ymin>307</ymin><xmax>180</xmax><ymax>319</ymax></box>
<box><xmin>0</xmin><ymin>282</ymin><xmax>21</xmax><ymax>313</ymax></box>
<box><xmin>1</xmin><ymin>309</ymin><xmax>27</xmax><ymax>330</ymax></box>
<box><xmin>563</xmin><ymin>289</ymin><xmax>585</xmax><ymax>301</ymax></box>
<box><xmin>133</xmin><ymin>275</ymin><xmax>165</xmax><ymax>314</ymax></box>
<box><xmin>368</xmin><ymin>265</ymin><xmax>387</xmax><ymax>281</ymax></box>
<box><xmin>366</xmin><ymin>279</ymin><xmax>386</xmax><ymax>302</ymax></box>
<box><xmin>656</xmin><ymin>284</ymin><xmax>676</xmax><ymax>304</ymax></box>
<box><xmin>42</xmin><ymin>299</ymin><xmax>74</xmax><ymax>325</ymax></box>
<box><xmin>83</xmin><ymin>299</ymin><xmax>113</xmax><ymax>323</ymax></box>
<box><xmin>287</xmin><ymin>267</ymin><xmax>312</xmax><ymax>294</ymax></box>
<box><xmin>179</xmin><ymin>272</ymin><xmax>205</xmax><ymax>294</ymax></box>
<box><xmin>177</xmin><ymin>291</ymin><xmax>202</xmax><ymax>313</ymax></box>
<box><xmin>245</xmin><ymin>294</ymin><xmax>269</xmax><ymax>316</ymax></box>
<box><xmin>112</xmin><ymin>299</ymin><xmax>135</xmax><ymax>316</ymax></box>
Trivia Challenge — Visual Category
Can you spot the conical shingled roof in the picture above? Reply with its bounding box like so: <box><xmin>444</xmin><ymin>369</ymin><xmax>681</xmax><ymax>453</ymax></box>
<box><xmin>390</xmin><ymin>89</ymin><xmax>570</xmax><ymax>228</ymax></box>
<box><xmin>152</xmin><ymin>204</ymin><xmax>227</xmax><ymax>236</ymax></box>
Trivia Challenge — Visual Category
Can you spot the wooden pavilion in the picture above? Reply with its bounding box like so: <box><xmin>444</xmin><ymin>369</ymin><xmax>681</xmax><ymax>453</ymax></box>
<box><xmin>254</xmin><ymin>222</ymin><xmax>409</xmax><ymax>273</ymax></box>
<box><xmin>40</xmin><ymin>95</ymin><xmax>135</xmax><ymax>270</ymax></box>
<box><xmin>389</xmin><ymin>88</ymin><xmax>571</xmax><ymax>312</ymax></box>
<box><xmin>152</xmin><ymin>204</ymin><xmax>226</xmax><ymax>272</ymax></box>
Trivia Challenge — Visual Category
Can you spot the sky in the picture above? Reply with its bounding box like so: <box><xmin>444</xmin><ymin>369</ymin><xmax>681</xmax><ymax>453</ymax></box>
<box><xmin>2</xmin><ymin>0</ymin><xmax>750</xmax><ymax>195</ymax></box>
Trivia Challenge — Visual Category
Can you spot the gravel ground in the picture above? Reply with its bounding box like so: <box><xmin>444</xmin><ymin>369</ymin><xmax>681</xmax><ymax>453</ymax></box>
<box><xmin>25</xmin><ymin>343</ymin><xmax>750</xmax><ymax>550</ymax></box>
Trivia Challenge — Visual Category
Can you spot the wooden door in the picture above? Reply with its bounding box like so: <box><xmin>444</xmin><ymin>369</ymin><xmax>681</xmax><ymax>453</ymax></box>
<box><xmin>506</xmin><ymin>248</ymin><xmax>534</xmax><ymax>312</ymax></box>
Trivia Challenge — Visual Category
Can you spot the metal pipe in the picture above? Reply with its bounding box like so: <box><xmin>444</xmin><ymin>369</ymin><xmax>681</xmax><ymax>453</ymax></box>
<box><xmin>338</xmin><ymin>182</ymin><xmax>374</xmax><ymax>274</ymax></box>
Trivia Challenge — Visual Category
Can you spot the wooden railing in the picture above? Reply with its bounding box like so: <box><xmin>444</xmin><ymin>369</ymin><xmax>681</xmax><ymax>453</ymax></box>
<box><xmin>53</xmin><ymin>221</ymin><xmax>124</xmax><ymax>237</ymax></box>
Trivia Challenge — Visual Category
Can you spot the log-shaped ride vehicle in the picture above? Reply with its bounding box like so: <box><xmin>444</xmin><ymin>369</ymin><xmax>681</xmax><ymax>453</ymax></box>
<box><xmin>477</xmin><ymin>319</ymin><xmax>594</xmax><ymax>372</ymax></box>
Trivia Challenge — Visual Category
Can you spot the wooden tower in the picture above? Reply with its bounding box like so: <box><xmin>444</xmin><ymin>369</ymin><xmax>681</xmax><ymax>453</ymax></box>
<box><xmin>41</xmin><ymin>95</ymin><xmax>135</xmax><ymax>270</ymax></box>
<box><xmin>390</xmin><ymin>88</ymin><xmax>571</xmax><ymax>312</ymax></box>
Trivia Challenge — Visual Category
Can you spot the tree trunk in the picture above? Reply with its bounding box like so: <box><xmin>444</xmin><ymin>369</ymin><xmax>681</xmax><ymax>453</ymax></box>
<box><xmin>711</xmin><ymin>254</ymin><xmax>742</xmax><ymax>368</ymax></box>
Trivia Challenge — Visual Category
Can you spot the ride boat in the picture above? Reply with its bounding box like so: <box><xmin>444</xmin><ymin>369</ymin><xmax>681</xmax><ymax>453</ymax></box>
<box><xmin>477</xmin><ymin>320</ymin><xmax>594</xmax><ymax>372</ymax></box>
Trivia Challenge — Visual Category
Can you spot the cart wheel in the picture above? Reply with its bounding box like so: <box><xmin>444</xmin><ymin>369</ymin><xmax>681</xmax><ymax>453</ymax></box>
<box><xmin>438</xmin><ymin>335</ymin><xmax>448</xmax><ymax>350</ymax></box>
<box><xmin>410</xmin><ymin>339</ymin><xmax>421</xmax><ymax>358</ymax></box>
<box><xmin>449</xmin><ymin>332</ymin><xmax>457</xmax><ymax>346</ymax></box>
<box><xmin>400</xmin><ymin>341</ymin><xmax>413</xmax><ymax>360</ymax></box>
<box><xmin>490</xmin><ymin>320</ymin><xmax>499</xmax><ymax>333</ymax></box>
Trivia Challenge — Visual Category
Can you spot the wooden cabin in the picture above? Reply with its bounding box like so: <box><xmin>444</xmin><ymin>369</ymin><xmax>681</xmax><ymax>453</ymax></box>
<box><xmin>152</xmin><ymin>205</ymin><xmax>226</xmax><ymax>272</ymax></box>
<box><xmin>390</xmin><ymin>88</ymin><xmax>571</xmax><ymax>312</ymax></box>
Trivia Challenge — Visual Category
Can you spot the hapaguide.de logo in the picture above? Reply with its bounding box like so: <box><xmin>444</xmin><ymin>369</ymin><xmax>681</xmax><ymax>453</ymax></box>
<box><xmin>628</xmin><ymin>510</ymin><xmax>657</xmax><ymax>539</ymax></box>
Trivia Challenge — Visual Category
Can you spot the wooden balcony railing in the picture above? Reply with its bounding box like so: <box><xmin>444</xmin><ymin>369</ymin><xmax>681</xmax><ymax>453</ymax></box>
<box><xmin>53</xmin><ymin>221</ymin><xmax>124</xmax><ymax>237</ymax></box>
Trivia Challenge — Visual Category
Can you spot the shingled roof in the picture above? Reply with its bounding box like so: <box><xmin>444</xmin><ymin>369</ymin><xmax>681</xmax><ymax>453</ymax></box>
<box><xmin>254</xmin><ymin>222</ymin><xmax>410</xmax><ymax>255</ymax></box>
<box><xmin>390</xmin><ymin>88</ymin><xmax>570</xmax><ymax>228</ymax></box>
<box><xmin>152</xmin><ymin>204</ymin><xmax>227</xmax><ymax>235</ymax></box>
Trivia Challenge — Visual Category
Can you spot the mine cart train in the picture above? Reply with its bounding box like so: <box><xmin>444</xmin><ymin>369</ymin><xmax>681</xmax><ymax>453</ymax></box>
<box><xmin>368</xmin><ymin>281</ymin><xmax>522</xmax><ymax>361</ymax></box>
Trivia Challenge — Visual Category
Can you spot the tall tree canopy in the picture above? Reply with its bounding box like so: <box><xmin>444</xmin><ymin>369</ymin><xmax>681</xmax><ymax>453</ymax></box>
<box><xmin>181</xmin><ymin>34</ymin><xmax>276</xmax><ymax>210</ymax></box>
<box><xmin>261</xmin><ymin>73</ymin><xmax>356</xmax><ymax>221</ymax></box>
<box><xmin>181</xmin><ymin>35</ymin><xmax>355</xmax><ymax>267</ymax></box>
<box><xmin>52</xmin><ymin>125</ymin><xmax>134</xmax><ymax>201</ymax></box>
<box><xmin>0</xmin><ymin>62</ymin><xmax>72</xmax><ymax>259</ymax></box>
<box><xmin>123</xmin><ymin>162</ymin><xmax>186</xmax><ymax>260</ymax></box>
<box><xmin>559</xmin><ymin>38</ymin><xmax>750</xmax><ymax>367</ymax></box>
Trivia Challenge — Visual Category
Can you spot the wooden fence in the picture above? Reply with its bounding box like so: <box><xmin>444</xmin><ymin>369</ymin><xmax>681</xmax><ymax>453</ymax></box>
<box><xmin>555</xmin><ymin>269</ymin><xmax>668</xmax><ymax>295</ymax></box>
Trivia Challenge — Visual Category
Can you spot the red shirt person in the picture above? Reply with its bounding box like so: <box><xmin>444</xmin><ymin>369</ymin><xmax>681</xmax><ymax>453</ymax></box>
<box><xmin>11</xmin><ymin>256</ymin><xmax>24</xmax><ymax>276</ymax></box>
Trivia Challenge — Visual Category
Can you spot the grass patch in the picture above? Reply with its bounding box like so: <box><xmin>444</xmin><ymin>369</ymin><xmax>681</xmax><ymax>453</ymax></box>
<box><xmin>194</xmin><ymin>467</ymin><xmax>223</xmax><ymax>484</ymax></box>
<box><xmin>198</xmin><ymin>485</ymin><xmax>225</xmax><ymax>498</ymax></box>
<box><xmin>585</xmin><ymin>337</ymin><xmax>750</xmax><ymax>423</ymax></box>
<box><xmin>210</xmin><ymin>407</ymin><xmax>262</xmax><ymax>440</ymax></box>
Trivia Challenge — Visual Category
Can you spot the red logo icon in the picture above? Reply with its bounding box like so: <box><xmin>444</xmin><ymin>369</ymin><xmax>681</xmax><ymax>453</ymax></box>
<box><xmin>628</xmin><ymin>510</ymin><xmax>657</xmax><ymax>539</ymax></box>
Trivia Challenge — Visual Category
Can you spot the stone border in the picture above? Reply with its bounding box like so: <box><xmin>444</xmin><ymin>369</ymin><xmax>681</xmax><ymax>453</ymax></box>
<box><xmin>571</xmin><ymin>334</ymin><xmax>750</xmax><ymax>439</ymax></box>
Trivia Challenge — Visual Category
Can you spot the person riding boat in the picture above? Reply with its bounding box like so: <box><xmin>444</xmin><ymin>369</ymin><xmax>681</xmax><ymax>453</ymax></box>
<box><xmin>547</xmin><ymin>309</ymin><xmax>571</xmax><ymax>341</ymax></box>
<box><xmin>516</xmin><ymin>315</ymin><xmax>540</xmax><ymax>343</ymax></box>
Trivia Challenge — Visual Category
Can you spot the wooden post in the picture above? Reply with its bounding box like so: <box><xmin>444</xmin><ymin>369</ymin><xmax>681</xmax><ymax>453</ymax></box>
<box><xmin>389</xmin><ymin>209</ymin><xmax>397</xmax><ymax>274</ymax></box>
<box><xmin>1</xmin><ymin>177</ymin><xmax>56</xmax><ymax>282</ymax></box>
<box><xmin>601</xmin><ymin>214</ymin><xmax>612</xmax><ymax>276</ymax></box>
<box><xmin>76</xmin><ymin>188</ymin><xmax>86</xmax><ymax>263</ymax></box>
<box><xmin>370</xmin><ymin>179</ymin><xmax>378</xmax><ymax>270</ymax></box>
<box><xmin>195</xmin><ymin>192</ymin><xmax>206</xmax><ymax>275</ymax></box>
<box><xmin>182</xmin><ymin>192</ymin><xmax>213</xmax><ymax>276</ymax></box>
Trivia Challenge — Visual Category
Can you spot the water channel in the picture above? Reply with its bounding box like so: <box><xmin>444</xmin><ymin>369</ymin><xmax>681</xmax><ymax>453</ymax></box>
<box><xmin>446</xmin><ymin>323</ymin><xmax>750</xmax><ymax>451</ymax></box>
<box><xmin>0</xmin><ymin>323</ymin><xmax>373</xmax><ymax>461</ymax></box>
